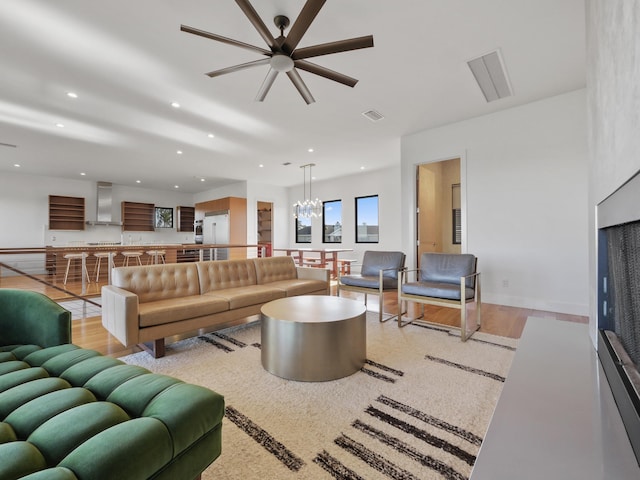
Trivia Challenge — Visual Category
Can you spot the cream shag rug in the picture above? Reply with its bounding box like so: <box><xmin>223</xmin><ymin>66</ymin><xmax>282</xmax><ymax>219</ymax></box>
<box><xmin>120</xmin><ymin>313</ymin><xmax>517</xmax><ymax>480</ymax></box>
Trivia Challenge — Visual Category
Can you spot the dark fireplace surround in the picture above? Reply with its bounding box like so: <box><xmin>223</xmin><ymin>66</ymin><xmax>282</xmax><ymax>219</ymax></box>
<box><xmin>597</xmin><ymin>170</ymin><xmax>640</xmax><ymax>465</ymax></box>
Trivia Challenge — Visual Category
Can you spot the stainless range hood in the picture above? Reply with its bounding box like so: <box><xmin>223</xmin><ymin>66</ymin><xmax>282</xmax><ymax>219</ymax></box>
<box><xmin>86</xmin><ymin>181</ymin><xmax>122</xmax><ymax>226</ymax></box>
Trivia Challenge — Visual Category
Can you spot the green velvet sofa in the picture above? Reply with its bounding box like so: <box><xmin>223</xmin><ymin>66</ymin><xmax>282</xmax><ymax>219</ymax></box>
<box><xmin>0</xmin><ymin>289</ymin><xmax>224</xmax><ymax>480</ymax></box>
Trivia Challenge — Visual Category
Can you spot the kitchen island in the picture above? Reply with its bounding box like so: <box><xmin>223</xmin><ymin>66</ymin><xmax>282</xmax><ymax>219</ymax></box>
<box><xmin>44</xmin><ymin>243</ymin><xmax>262</xmax><ymax>284</ymax></box>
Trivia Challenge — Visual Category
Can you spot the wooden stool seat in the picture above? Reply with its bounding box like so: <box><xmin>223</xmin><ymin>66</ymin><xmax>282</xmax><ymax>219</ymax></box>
<box><xmin>122</xmin><ymin>251</ymin><xmax>143</xmax><ymax>266</ymax></box>
<box><xmin>93</xmin><ymin>251</ymin><xmax>116</xmax><ymax>282</ymax></box>
<box><xmin>63</xmin><ymin>252</ymin><xmax>90</xmax><ymax>285</ymax></box>
<box><xmin>146</xmin><ymin>250</ymin><xmax>166</xmax><ymax>265</ymax></box>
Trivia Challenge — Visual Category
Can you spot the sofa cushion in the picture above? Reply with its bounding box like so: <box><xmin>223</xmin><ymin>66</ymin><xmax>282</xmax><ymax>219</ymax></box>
<box><xmin>252</xmin><ymin>256</ymin><xmax>297</xmax><ymax>284</ymax></box>
<box><xmin>112</xmin><ymin>264</ymin><xmax>201</xmax><ymax>303</ymax></box>
<box><xmin>266</xmin><ymin>279</ymin><xmax>329</xmax><ymax>297</ymax></box>
<box><xmin>196</xmin><ymin>260</ymin><xmax>258</xmax><ymax>293</ymax></box>
<box><xmin>138</xmin><ymin>295</ymin><xmax>229</xmax><ymax>328</ymax></box>
<box><xmin>204</xmin><ymin>285</ymin><xmax>284</xmax><ymax>309</ymax></box>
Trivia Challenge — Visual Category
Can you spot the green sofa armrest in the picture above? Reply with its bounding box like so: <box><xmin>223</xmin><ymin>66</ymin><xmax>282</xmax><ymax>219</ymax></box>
<box><xmin>0</xmin><ymin>289</ymin><xmax>71</xmax><ymax>348</ymax></box>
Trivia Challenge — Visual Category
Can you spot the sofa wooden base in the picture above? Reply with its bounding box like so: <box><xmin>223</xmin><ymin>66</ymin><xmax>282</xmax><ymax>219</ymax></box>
<box><xmin>139</xmin><ymin>339</ymin><xmax>166</xmax><ymax>358</ymax></box>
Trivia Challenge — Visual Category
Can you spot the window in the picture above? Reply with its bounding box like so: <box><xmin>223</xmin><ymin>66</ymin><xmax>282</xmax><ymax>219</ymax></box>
<box><xmin>295</xmin><ymin>216</ymin><xmax>311</xmax><ymax>243</ymax></box>
<box><xmin>355</xmin><ymin>195</ymin><xmax>379</xmax><ymax>243</ymax></box>
<box><xmin>323</xmin><ymin>200</ymin><xmax>342</xmax><ymax>243</ymax></box>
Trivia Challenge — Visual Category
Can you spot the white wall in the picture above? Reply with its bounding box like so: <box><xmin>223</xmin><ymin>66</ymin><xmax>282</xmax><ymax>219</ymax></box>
<box><xmin>0</xmin><ymin>172</ymin><xmax>196</xmax><ymax>247</ymax></box>
<box><xmin>286</xmin><ymin>166</ymin><xmax>403</xmax><ymax>261</ymax></box>
<box><xmin>402</xmin><ymin>90</ymin><xmax>589</xmax><ymax>315</ymax></box>
<box><xmin>586</xmin><ymin>0</ymin><xmax>640</xmax><ymax>339</ymax></box>
<box><xmin>246</xmin><ymin>181</ymin><xmax>289</xmax><ymax>248</ymax></box>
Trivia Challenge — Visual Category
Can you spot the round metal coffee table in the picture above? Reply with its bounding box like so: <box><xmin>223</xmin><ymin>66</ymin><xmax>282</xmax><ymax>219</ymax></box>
<box><xmin>261</xmin><ymin>295</ymin><xmax>367</xmax><ymax>382</ymax></box>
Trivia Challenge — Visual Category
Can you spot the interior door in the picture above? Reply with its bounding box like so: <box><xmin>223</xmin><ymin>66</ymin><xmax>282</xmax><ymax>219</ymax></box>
<box><xmin>416</xmin><ymin>158</ymin><xmax>461</xmax><ymax>266</ymax></box>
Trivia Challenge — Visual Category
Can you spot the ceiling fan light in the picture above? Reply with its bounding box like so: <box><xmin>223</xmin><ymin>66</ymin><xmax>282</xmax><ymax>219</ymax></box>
<box><xmin>270</xmin><ymin>54</ymin><xmax>294</xmax><ymax>73</ymax></box>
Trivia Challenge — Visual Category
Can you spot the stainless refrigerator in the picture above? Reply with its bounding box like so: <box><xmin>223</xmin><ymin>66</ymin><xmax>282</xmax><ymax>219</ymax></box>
<box><xmin>203</xmin><ymin>211</ymin><xmax>229</xmax><ymax>260</ymax></box>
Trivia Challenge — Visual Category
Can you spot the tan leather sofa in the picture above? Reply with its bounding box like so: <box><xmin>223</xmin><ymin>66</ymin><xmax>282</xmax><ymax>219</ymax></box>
<box><xmin>101</xmin><ymin>256</ymin><xmax>329</xmax><ymax>357</ymax></box>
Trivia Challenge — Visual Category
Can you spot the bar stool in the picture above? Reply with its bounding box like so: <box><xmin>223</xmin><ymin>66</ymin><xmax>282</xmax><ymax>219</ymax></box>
<box><xmin>122</xmin><ymin>251</ymin><xmax>143</xmax><ymax>266</ymax></box>
<box><xmin>146</xmin><ymin>250</ymin><xmax>166</xmax><ymax>265</ymax></box>
<box><xmin>93</xmin><ymin>251</ymin><xmax>116</xmax><ymax>282</ymax></box>
<box><xmin>63</xmin><ymin>252</ymin><xmax>90</xmax><ymax>285</ymax></box>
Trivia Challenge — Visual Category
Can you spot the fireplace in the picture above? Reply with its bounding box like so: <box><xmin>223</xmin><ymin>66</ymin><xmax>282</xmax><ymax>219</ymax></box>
<box><xmin>597</xmin><ymin>170</ymin><xmax>640</xmax><ymax>465</ymax></box>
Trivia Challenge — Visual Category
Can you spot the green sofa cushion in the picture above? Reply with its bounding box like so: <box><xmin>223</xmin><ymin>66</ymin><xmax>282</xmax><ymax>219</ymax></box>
<box><xmin>0</xmin><ymin>368</ymin><xmax>49</xmax><ymax>394</ymax></box>
<box><xmin>29</xmin><ymin>402</ymin><xmax>131</xmax><ymax>466</ymax></box>
<box><xmin>18</xmin><ymin>467</ymin><xmax>78</xmax><ymax>480</ymax></box>
<box><xmin>0</xmin><ymin>361</ymin><xmax>29</xmax><ymax>376</ymax></box>
<box><xmin>0</xmin><ymin>441</ymin><xmax>47</xmax><ymax>479</ymax></box>
<box><xmin>0</xmin><ymin>342</ymin><xmax>223</xmax><ymax>479</ymax></box>
<box><xmin>0</xmin><ymin>377</ymin><xmax>71</xmax><ymax>419</ymax></box>
<box><xmin>6</xmin><ymin>388</ymin><xmax>97</xmax><ymax>440</ymax></box>
<box><xmin>0</xmin><ymin>421</ymin><xmax>17</xmax><ymax>443</ymax></box>
<box><xmin>59</xmin><ymin>417</ymin><xmax>174</xmax><ymax>480</ymax></box>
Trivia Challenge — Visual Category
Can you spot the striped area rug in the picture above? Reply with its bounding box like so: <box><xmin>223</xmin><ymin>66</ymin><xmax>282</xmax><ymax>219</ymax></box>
<box><xmin>120</xmin><ymin>312</ymin><xmax>517</xmax><ymax>480</ymax></box>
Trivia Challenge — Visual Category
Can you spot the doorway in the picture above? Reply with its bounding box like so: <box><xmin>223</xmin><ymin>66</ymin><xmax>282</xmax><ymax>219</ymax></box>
<box><xmin>257</xmin><ymin>201</ymin><xmax>273</xmax><ymax>257</ymax></box>
<box><xmin>416</xmin><ymin>158</ymin><xmax>461</xmax><ymax>265</ymax></box>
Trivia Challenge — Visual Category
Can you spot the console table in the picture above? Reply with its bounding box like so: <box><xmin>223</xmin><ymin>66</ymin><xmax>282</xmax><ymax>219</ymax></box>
<box><xmin>470</xmin><ymin>317</ymin><xmax>640</xmax><ymax>479</ymax></box>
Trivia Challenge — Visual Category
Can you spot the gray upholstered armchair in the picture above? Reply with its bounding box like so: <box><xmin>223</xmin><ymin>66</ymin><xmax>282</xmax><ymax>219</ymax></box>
<box><xmin>398</xmin><ymin>252</ymin><xmax>481</xmax><ymax>341</ymax></box>
<box><xmin>337</xmin><ymin>251</ymin><xmax>406</xmax><ymax>322</ymax></box>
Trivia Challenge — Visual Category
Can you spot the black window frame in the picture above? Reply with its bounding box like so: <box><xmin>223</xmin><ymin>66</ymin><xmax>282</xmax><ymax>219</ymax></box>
<box><xmin>295</xmin><ymin>216</ymin><xmax>311</xmax><ymax>243</ymax></box>
<box><xmin>322</xmin><ymin>199</ymin><xmax>342</xmax><ymax>243</ymax></box>
<box><xmin>355</xmin><ymin>194</ymin><xmax>379</xmax><ymax>244</ymax></box>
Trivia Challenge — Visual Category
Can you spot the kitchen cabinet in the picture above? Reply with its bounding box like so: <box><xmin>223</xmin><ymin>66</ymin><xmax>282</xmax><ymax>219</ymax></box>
<box><xmin>49</xmin><ymin>195</ymin><xmax>85</xmax><ymax>231</ymax></box>
<box><xmin>177</xmin><ymin>206</ymin><xmax>195</xmax><ymax>232</ymax></box>
<box><xmin>121</xmin><ymin>201</ymin><xmax>154</xmax><ymax>231</ymax></box>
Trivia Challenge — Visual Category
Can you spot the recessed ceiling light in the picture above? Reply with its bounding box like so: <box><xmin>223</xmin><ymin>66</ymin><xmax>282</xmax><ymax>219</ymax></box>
<box><xmin>136</xmin><ymin>180</ymin><xmax>141</xmax><ymax>184</ymax></box>
<box><xmin>259</xmin><ymin>164</ymin><xmax>264</xmax><ymax>168</ymax></box>
<box><xmin>80</xmin><ymin>172</ymin><xmax>86</xmax><ymax>176</ymax></box>
<box><xmin>66</xmin><ymin>92</ymin><xmax>78</xmax><ymax>99</ymax></box>
<box><xmin>207</xmin><ymin>133</ymin><xmax>215</xmax><ymax>138</ymax></box>
<box><xmin>56</xmin><ymin>123</ymin><xmax>64</xmax><ymax>128</ymax></box>
<box><xmin>171</xmin><ymin>102</ymin><xmax>180</xmax><ymax>108</ymax></box>
<box><xmin>308</xmin><ymin>148</ymin><xmax>314</xmax><ymax>153</ymax></box>
<box><xmin>200</xmin><ymin>178</ymin><xmax>205</xmax><ymax>182</ymax></box>
<box><xmin>177</xmin><ymin>150</ymin><xmax>183</xmax><ymax>155</ymax></box>
<box><xmin>174</xmin><ymin>185</ymin><xmax>180</xmax><ymax>189</ymax></box>
<box><xmin>360</xmin><ymin>166</ymin><xmax>366</xmax><ymax>170</ymax></box>
<box><xmin>13</xmin><ymin>164</ymin><xmax>20</xmax><ymax>168</ymax></box>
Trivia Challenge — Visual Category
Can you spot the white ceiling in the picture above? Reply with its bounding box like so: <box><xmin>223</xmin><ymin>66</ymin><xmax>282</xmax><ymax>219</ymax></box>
<box><xmin>0</xmin><ymin>0</ymin><xmax>586</xmax><ymax>193</ymax></box>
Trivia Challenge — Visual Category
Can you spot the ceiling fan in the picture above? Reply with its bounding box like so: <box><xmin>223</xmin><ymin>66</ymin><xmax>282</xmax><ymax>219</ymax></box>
<box><xmin>180</xmin><ymin>0</ymin><xmax>374</xmax><ymax>104</ymax></box>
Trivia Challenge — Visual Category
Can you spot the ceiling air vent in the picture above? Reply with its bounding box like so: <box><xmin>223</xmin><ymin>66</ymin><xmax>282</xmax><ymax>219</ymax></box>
<box><xmin>0</xmin><ymin>142</ymin><xmax>17</xmax><ymax>148</ymax></box>
<box><xmin>467</xmin><ymin>49</ymin><xmax>513</xmax><ymax>102</ymax></box>
<box><xmin>362</xmin><ymin>109</ymin><xmax>384</xmax><ymax>122</ymax></box>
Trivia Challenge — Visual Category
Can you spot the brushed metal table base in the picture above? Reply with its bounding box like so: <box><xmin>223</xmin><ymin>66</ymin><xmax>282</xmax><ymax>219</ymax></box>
<box><xmin>261</xmin><ymin>296</ymin><xmax>367</xmax><ymax>382</ymax></box>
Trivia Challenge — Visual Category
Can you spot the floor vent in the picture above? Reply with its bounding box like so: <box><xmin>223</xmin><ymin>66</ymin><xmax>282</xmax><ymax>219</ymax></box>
<box><xmin>362</xmin><ymin>109</ymin><xmax>384</xmax><ymax>122</ymax></box>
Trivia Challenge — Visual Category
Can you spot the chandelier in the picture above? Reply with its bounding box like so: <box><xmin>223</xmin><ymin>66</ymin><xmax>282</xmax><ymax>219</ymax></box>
<box><xmin>292</xmin><ymin>163</ymin><xmax>322</xmax><ymax>219</ymax></box>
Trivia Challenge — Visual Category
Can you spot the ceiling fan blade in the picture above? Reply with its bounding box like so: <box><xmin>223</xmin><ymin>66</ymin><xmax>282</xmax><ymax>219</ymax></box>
<box><xmin>235</xmin><ymin>0</ymin><xmax>277</xmax><ymax>49</ymax></box>
<box><xmin>286</xmin><ymin>68</ymin><xmax>315</xmax><ymax>104</ymax></box>
<box><xmin>206</xmin><ymin>58</ymin><xmax>271</xmax><ymax>78</ymax></box>
<box><xmin>294</xmin><ymin>60</ymin><xmax>358</xmax><ymax>88</ymax></box>
<box><xmin>292</xmin><ymin>35</ymin><xmax>374</xmax><ymax>60</ymax></box>
<box><xmin>255</xmin><ymin>69</ymin><xmax>279</xmax><ymax>102</ymax></box>
<box><xmin>281</xmin><ymin>0</ymin><xmax>326</xmax><ymax>54</ymax></box>
<box><xmin>181</xmin><ymin>24</ymin><xmax>271</xmax><ymax>56</ymax></box>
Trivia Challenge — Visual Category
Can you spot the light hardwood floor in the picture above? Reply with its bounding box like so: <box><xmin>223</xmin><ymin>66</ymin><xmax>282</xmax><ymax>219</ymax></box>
<box><xmin>2</xmin><ymin>275</ymin><xmax>588</xmax><ymax>358</ymax></box>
